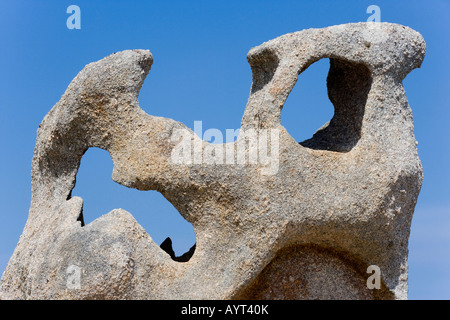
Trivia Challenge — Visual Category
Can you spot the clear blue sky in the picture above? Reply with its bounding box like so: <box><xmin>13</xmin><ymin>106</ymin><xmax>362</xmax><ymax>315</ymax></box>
<box><xmin>0</xmin><ymin>0</ymin><xmax>448</xmax><ymax>299</ymax></box>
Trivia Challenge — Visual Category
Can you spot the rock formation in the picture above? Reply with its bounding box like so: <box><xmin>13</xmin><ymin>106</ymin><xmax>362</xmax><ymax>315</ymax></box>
<box><xmin>0</xmin><ymin>23</ymin><xmax>425</xmax><ymax>299</ymax></box>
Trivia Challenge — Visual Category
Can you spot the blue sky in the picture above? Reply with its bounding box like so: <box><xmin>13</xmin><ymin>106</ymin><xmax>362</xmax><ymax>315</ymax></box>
<box><xmin>0</xmin><ymin>0</ymin><xmax>448</xmax><ymax>299</ymax></box>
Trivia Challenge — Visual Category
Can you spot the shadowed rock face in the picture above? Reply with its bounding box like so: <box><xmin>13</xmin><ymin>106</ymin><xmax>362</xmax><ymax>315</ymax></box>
<box><xmin>0</xmin><ymin>22</ymin><xmax>425</xmax><ymax>300</ymax></box>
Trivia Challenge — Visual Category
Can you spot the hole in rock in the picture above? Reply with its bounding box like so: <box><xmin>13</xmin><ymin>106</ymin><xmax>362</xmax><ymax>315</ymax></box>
<box><xmin>71</xmin><ymin>147</ymin><xmax>196</xmax><ymax>260</ymax></box>
<box><xmin>281</xmin><ymin>58</ymin><xmax>372</xmax><ymax>152</ymax></box>
<box><xmin>281</xmin><ymin>59</ymin><xmax>334</xmax><ymax>145</ymax></box>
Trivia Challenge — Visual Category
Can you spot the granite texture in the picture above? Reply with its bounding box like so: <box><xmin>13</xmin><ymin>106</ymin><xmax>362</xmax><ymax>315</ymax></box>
<box><xmin>0</xmin><ymin>22</ymin><xmax>425</xmax><ymax>300</ymax></box>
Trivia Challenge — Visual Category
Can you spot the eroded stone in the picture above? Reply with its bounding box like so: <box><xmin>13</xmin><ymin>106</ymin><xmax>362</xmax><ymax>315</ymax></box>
<box><xmin>0</xmin><ymin>23</ymin><xmax>425</xmax><ymax>300</ymax></box>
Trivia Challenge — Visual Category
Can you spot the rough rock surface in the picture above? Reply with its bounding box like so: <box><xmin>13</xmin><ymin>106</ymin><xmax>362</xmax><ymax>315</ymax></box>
<box><xmin>0</xmin><ymin>22</ymin><xmax>425</xmax><ymax>300</ymax></box>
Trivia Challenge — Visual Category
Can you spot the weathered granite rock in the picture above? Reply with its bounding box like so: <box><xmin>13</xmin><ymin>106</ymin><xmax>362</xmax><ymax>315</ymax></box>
<box><xmin>0</xmin><ymin>22</ymin><xmax>425</xmax><ymax>300</ymax></box>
